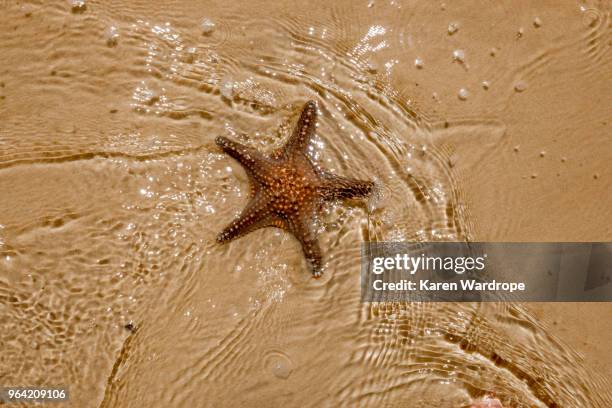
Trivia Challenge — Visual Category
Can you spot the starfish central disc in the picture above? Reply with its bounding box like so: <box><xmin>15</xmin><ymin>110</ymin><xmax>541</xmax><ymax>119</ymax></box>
<box><xmin>216</xmin><ymin>100</ymin><xmax>374</xmax><ymax>278</ymax></box>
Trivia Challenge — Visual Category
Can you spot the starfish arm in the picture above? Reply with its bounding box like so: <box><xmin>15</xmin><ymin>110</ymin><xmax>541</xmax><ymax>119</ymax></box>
<box><xmin>217</xmin><ymin>193</ymin><xmax>280</xmax><ymax>242</ymax></box>
<box><xmin>288</xmin><ymin>214</ymin><xmax>324</xmax><ymax>278</ymax></box>
<box><xmin>215</xmin><ymin>136</ymin><xmax>274</xmax><ymax>182</ymax></box>
<box><xmin>320</xmin><ymin>172</ymin><xmax>374</xmax><ymax>201</ymax></box>
<box><xmin>283</xmin><ymin>100</ymin><xmax>318</xmax><ymax>158</ymax></box>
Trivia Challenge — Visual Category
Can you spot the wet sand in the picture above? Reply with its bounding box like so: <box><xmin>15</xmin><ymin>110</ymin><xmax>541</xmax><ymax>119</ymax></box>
<box><xmin>0</xmin><ymin>0</ymin><xmax>610</xmax><ymax>407</ymax></box>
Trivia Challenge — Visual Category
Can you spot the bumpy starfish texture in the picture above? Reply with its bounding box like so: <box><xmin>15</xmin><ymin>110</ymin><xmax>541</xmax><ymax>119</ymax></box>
<box><xmin>216</xmin><ymin>100</ymin><xmax>374</xmax><ymax>278</ymax></box>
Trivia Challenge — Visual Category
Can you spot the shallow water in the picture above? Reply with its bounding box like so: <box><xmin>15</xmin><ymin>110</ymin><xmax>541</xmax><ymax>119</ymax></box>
<box><xmin>0</xmin><ymin>0</ymin><xmax>611</xmax><ymax>407</ymax></box>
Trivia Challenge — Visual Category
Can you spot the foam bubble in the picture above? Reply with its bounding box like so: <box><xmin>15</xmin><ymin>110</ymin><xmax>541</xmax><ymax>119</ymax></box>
<box><xmin>514</xmin><ymin>80</ymin><xmax>528</xmax><ymax>92</ymax></box>
<box><xmin>220</xmin><ymin>78</ymin><xmax>234</xmax><ymax>100</ymax></box>
<box><xmin>69</xmin><ymin>0</ymin><xmax>86</xmax><ymax>13</ymax></box>
<box><xmin>105</xmin><ymin>26</ymin><xmax>119</xmax><ymax>46</ymax></box>
<box><xmin>265</xmin><ymin>352</ymin><xmax>294</xmax><ymax>379</ymax></box>
<box><xmin>533</xmin><ymin>17</ymin><xmax>543</xmax><ymax>28</ymax></box>
<box><xmin>447</xmin><ymin>22</ymin><xmax>459</xmax><ymax>35</ymax></box>
<box><xmin>452</xmin><ymin>49</ymin><xmax>465</xmax><ymax>63</ymax></box>
<box><xmin>366</xmin><ymin>59</ymin><xmax>379</xmax><ymax>73</ymax></box>
<box><xmin>201</xmin><ymin>18</ymin><xmax>216</xmax><ymax>35</ymax></box>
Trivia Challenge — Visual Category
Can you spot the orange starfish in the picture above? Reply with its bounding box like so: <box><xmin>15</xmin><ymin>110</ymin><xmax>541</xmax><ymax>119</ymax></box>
<box><xmin>216</xmin><ymin>100</ymin><xmax>374</xmax><ymax>278</ymax></box>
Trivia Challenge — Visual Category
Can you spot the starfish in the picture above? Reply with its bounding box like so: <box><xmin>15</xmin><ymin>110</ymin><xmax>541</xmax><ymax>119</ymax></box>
<box><xmin>215</xmin><ymin>100</ymin><xmax>374</xmax><ymax>278</ymax></box>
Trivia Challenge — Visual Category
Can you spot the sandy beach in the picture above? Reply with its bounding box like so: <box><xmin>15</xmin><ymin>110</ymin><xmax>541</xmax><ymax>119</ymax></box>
<box><xmin>0</xmin><ymin>0</ymin><xmax>610</xmax><ymax>406</ymax></box>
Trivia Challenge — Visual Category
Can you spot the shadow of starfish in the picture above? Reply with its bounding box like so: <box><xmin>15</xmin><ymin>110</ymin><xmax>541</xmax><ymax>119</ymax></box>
<box><xmin>216</xmin><ymin>100</ymin><xmax>374</xmax><ymax>278</ymax></box>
